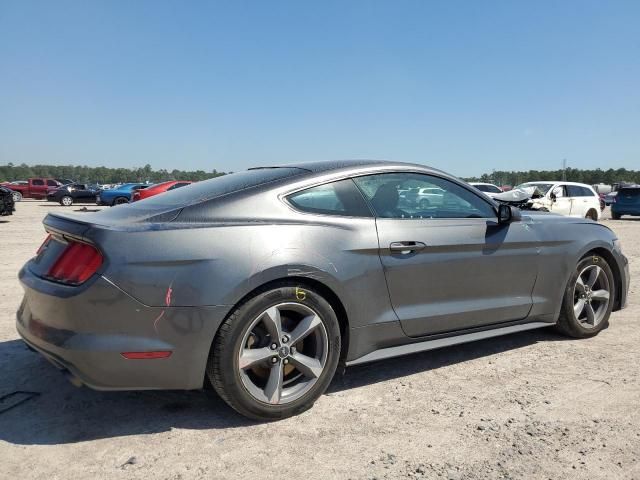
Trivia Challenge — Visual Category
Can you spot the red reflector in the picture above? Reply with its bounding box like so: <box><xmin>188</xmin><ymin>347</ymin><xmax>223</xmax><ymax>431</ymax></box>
<box><xmin>47</xmin><ymin>240</ymin><xmax>103</xmax><ymax>284</ymax></box>
<box><xmin>121</xmin><ymin>351</ymin><xmax>172</xmax><ymax>360</ymax></box>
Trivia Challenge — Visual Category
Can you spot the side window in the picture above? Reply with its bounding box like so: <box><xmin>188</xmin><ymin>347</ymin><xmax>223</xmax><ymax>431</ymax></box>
<box><xmin>287</xmin><ymin>179</ymin><xmax>372</xmax><ymax>217</ymax></box>
<box><xmin>580</xmin><ymin>186</ymin><xmax>595</xmax><ymax>197</ymax></box>
<box><xmin>47</xmin><ymin>180</ymin><xmax>58</xmax><ymax>187</ymax></box>
<box><xmin>76</xmin><ymin>184</ymin><xmax>86</xmax><ymax>190</ymax></box>
<box><xmin>566</xmin><ymin>185</ymin><xmax>584</xmax><ymax>197</ymax></box>
<box><xmin>32</xmin><ymin>179</ymin><xmax>44</xmax><ymax>186</ymax></box>
<box><xmin>552</xmin><ymin>185</ymin><xmax>567</xmax><ymax>198</ymax></box>
<box><xmin>353</xmin><ymin>173</ymin><xmax>496</xmax><ymax>219</ymax></box>
<box><xmin>167</xmin><ymin>182</ymin><xmax>190</xmax><ymax>191</ymax></box>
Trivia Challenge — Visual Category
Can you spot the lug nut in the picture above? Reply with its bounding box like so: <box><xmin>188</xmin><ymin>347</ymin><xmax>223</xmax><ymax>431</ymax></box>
<box><xmin>271</xmin><ymin>357</ymin><xmax>278</xmax><ymax>364</ymax></box>
<box><xmin>283</xmin><ymin>359</ymin><xmax>289</xmax><ymax>365</ymax></box>
<box><xmin>270</xmin><ymin>343</ymin><xmax>277</xmax><ymax>350</ymax></box>
<box><xmin>282</xmin><ymin>335</ymin><xmax>289</xmax><ymax>344</ymax></box>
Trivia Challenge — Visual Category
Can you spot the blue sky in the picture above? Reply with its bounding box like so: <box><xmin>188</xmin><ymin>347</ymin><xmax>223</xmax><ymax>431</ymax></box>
<box><xmin>1</xmin><ymin>1</ymin><xmax>638</xmax><ymax>177</ymax></box>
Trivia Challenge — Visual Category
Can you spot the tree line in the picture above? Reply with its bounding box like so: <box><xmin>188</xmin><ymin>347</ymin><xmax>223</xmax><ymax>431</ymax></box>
<box><xmin>0</xmin><ymin>163</ymin><xmax>227</xmax><ymax>184</ymax></box>
<box><xmin>464</xmin><ymin>167</ymin><xmax>640</xmax><ymax>187</ymax></box>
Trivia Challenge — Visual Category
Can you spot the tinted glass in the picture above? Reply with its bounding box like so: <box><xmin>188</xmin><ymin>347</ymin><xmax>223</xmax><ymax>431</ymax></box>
<box><xmin>127</xmin><ymin>168</ymin><xmax>306</xmax><ymax>209</ymax></box>
<box><xmin>354</xmin><ymin>173</ymin><xmax>495</xmax><ymax>219</ymax></box>
<box><xmin>47</xmin><ymin>180</ymin><xmax>58</xmax><ymax>186</ymax></box>
<box><xmin>580</xmin><ymin>186</ymin><xmax>595</xmax><ymax>197</ymax></box>
<box><xmin>288</xmin><ymin>179</ymin><xmax>372</xmax><ymax>217</ymax></box>
<box><xmin>475</xmin><ymin>184</ymin><xmax>501</xmax><ymax>193</ymax></box>
<box><xmin>167</xmin><ymin>182</ymin><xmax>190</xmax><ymax>191</ymax></box>
<box><xmin>32</xmin><ymin>179</ymin><xmax>44</xmax><ymax>186</ymax></box>
<box><xmin>566</xmin><ymin>185</ymin><xmax>584</xmax><ymax>197</ymax></box>
<box><xmin>619</xmin><ymin>188</ymin><xmax>640</xmax><ymax>197</ymax></box>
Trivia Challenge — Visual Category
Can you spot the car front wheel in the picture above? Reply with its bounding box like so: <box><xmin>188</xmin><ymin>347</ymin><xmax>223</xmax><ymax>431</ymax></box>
<box><xmin>207</xmin><ymin>282</ymin><xmax>341</xmax><ymax>420</ymax></box>
<box><xmin>555</xmin><ymin>254</ymin><xmax>614</xmax><ymax>338</ymax></box>
<box><xmin>12</xmin><ymin>191</ymin><xmax>22</xmax><ymax>202</ymax></box>
<box><xmin>60</xmin><ymin>195</ymin><xmax>73</xmax><ymax>206</ymax></box>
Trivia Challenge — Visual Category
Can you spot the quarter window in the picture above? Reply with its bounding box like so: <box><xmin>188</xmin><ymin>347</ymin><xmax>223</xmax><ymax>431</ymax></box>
<box><xmin>287</xmin><ymin>179</ymin><xmax>372</xmax><ymax>217</ymax></box>
<box><xmin>353</xmin><ymin>173</ymin><xmax>496</xmax><ymax>219</ymax></box>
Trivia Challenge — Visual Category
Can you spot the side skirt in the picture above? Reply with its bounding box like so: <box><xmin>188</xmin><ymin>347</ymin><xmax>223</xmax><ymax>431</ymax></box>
<box><xmin>345</xmin><ymin>321</ymin><xmax>549</xmax><ymax>366</ymax></box>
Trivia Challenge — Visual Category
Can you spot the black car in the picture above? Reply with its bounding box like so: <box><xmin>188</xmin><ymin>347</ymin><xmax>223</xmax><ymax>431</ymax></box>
<box><xmin>0</xmin><ymin>185</ymin><xmax>15</xmax><ymax>216</ymax></box>
<box><xmin>47</xmin><ymin>183</ymin><xmax>100</xmax><ymax>206</ymax></box>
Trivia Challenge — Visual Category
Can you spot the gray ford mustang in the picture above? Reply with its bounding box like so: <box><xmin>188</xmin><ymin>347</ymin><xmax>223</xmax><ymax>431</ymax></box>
<box><xmin>17</xmin><ymin>160</ymin><xmax>629</xmax><ymax>420</ymax></box>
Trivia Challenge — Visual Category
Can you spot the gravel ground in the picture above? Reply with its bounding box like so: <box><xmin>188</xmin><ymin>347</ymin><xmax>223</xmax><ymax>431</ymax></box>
<box><xmin>0</xmin><ymin>201</ymin><xmax>638</xmax><ymax>480</ymax></box>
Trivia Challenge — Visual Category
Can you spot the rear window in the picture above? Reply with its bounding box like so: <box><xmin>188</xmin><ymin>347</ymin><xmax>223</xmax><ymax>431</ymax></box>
<box><xmin>619</xmin><ymin>188</ymin><xmax>640</xmax><ymax>197</ymax></box>
<box><xmin>129</xmin><ymin>168</ymin><xmax>307</xmax><ymax>208</ymax></box>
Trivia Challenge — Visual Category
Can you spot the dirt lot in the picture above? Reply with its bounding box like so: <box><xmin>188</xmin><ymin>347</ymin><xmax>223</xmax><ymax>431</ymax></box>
<box><xmin>0</xmin><ymin>200</ymin><xmax>638</xmax><ymax>480</ymax></box>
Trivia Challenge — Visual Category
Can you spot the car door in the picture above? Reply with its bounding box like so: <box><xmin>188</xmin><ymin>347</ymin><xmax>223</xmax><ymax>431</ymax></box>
<box><xmin>72</xmin><ymin>184</ymin><xmax>93</xmax><ymax>202</ymax></box>
<box><xmin>549</xmin><ymin>184</ymin><xmax>573</xmax><ymax>216</ymax></box>
<box><xmin>353</xmin><ymin>172</ymin><xmax>540</xmax><ymax>337</ymax></box>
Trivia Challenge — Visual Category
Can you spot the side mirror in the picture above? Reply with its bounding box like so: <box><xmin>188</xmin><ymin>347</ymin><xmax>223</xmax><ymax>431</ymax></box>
<box><xmin>498</xmin><ymin>204</ymin><xmax>521</xmax><ymax>224</ymax></box>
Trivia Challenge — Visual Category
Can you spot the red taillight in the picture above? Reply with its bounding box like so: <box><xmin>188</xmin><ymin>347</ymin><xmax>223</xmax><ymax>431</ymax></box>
<box><xmin>132</xmin><ymin>191</ymin><xmax>140</xmax><ymax>201</ymax></box>
<box><xmin>121</xmin><ymin>351</ymin><xmax>172</xmax><ymax>359</ymax></box>
<box><xmin>47</xmin><ymin>240</ymin><xmax>103</xmax><ymax>284</ymax></box>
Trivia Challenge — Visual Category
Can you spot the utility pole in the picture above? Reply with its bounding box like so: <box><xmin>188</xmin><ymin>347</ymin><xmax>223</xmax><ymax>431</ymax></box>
<box><xmin>562</xmin><ymin>158</ymin><xmax>567</xmax><ymax>181</ymax></box>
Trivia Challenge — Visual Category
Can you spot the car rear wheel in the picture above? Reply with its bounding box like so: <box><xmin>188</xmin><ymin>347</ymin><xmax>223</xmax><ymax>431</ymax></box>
<box><xmin>419</xmin><ymin>198</ymin><xmax>431</xmax><ymax>209</ymax></box>
<box><xmin>555</xmin><ymin>255</ymin><xmax>614</xmax><ymax>338</ymax></box>
<box><xmin>114</xmin><ymin>196</ymin><xmax>129</xmax><ymax>205</ymax></box>
<box><xmin>60</xmin><ymin>196</ymin><xmax>73</xmax><ymax>206</ymax></box>
<box><xmin>207</xmin><ymin>282</ymin><xmax>341</xmax><ymax>420</ymax></box>
<box><xmin>611</xmin><ymin>212</ymin><xmax>621</xmax><ymax>220</ymax></box>
<box><xmin>12</xmin><ymin>191</ymin><xmax>22</xmax><ymax>202</ymax></box>
<box><xmin>585</xmin><ymin>209</ymin><xmax>598</xmax><ymax>221</ymax></box>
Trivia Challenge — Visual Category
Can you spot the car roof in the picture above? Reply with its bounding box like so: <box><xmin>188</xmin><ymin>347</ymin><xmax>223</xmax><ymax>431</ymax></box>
<box><xmin>250</xmin><ymin>159</ymin><xmax>444</xmax><ymax>175</ymax></box>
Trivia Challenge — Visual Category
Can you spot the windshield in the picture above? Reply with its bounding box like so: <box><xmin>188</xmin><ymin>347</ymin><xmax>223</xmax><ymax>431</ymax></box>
<box><xmin>515</xmin><ymin>183</ymin><xmax>554</xmax><ymax>195</ymax></box>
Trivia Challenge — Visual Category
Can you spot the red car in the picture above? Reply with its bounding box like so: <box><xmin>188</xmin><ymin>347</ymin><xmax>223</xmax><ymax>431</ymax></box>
<box><xmin>132</xmin><ymin>180</ymin><xmax>193</xmax><ymax>201</ymax></box>
<box><xmin>0</xmin><ymin>178</ymin><xmax>63</xmax><ymax>201</ymax></box>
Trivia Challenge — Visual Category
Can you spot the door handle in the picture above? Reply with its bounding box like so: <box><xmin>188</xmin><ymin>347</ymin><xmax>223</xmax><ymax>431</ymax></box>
<box><xmin>389</xmin><ymin>241</ymin><xmax>427</xmax><ymax>254</ymax></box>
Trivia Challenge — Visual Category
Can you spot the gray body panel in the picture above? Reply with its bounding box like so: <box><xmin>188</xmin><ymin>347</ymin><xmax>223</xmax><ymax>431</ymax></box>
<box><xmin>16</xmin><ymin>161</ymin><xmax>630</xmax><ymax>390</ymax></box>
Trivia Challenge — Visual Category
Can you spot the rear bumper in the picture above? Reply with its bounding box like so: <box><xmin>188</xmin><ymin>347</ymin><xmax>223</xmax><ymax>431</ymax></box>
<box><xmin>17</xmin><ymin>265</ymin><xmax>230</xmax><ymax>390</ymax></box>
<box><xmin>611</xmin><ymin>206</ymin><xmax>640</xmax><ymax>216</ymax></box>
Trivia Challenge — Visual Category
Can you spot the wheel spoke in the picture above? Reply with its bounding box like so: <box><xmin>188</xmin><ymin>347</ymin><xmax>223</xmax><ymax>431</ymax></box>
<box><xmin>264</xmin><ymin>361</ymin><xmax>284</xmax><ymax>404</ymax></box>
<box><xmin>574</xmin><ymin>298</ymin><xmax>586</xmax><ymax>318</ymax></box>
<box><xmin>239</xmin><ymin>347</ymin><xmax>273</xmax><ymax>370</ymax></box>
<box><xmin>290</xmin><ymin>352</ymin><xmax>323</xmax><ymax>379</ymax></box>
<box><xmin>585</xmin><ymin>303</ymin><xmax>597</xmax><ymax>325</ymax></box>
<box><xmin>586</xmin><ymin>266</ymin><xmax>601</xmax><ymax>288</ymax></box>
<box><xmin>575</xmin><ymin>276</ymin><xmax>586</xmax><ymax>294</ymax></box>
<box><xmin>591</xmin><ymin>289</ymin><xmax>610</xmax><ymax>302</ymax></box>
<box><xmin>289</xmin><ymin>314</ymin><xmax>322</xmax><ymax>345</ymax></box>
<box><xmin>261</xmin><ymin>306</ymin><xmax>283</xmax><ymax>341</ymax></box>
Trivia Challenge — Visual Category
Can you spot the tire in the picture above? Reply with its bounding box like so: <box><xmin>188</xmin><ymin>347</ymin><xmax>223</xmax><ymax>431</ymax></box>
<box><xmin>555</xmin><ymin>254</ymin><xmax>615</xmax><ymax>338</ymax></box>
<box><xmin>419</xmin><ymin>198</ymin><xmax>431</xmax><ymax>209</ymax></box>
<box><xmin>114</xmin><ymin>197</ymin><xmax>129</xmax><ymax>205</ymax></box>
<box><xmin>611</xmin><ymin>212</ymin><xmax>621</xmax><ymax>220</ymax></box>
<box><xmin>207</xmin><ymin>282</ymin><xmax>341</xmax><ymax>420</ymax></box>
<box><xmin>60</xmin><ymin>195</ymin><xmax>73</xmax><ymax>206</ymax></box>
<box><xmin>12</xmin><ymin>191</ymin><xmax>22</xmax><ymax>202</ymax></box>
<box><xmin>585</xmin><ymin>209</ymin><xmax>598</xmax><ymax>221</ymax></box>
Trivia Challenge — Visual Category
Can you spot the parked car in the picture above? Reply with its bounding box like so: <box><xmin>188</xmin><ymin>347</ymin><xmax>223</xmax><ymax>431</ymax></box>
<box><xmin>16</xmin><ymin>160</ymin><xmax>629</xmax><ymax>420</ymax></box>
<box><xmin>132</xmin><ymin>180</ymin><xmax>193</xmax><ymax>201</ymax></box>
<box><xmin>469</xmin><ymin>182</ymin><xmax>503</xmax><ymax>197</ymax></box>
<box><xmin>47</xmin><ymin>183</ymin><xmax>101</xmax><ymax>206</ymax></box>
<box><xmin>0</xmin><ymin>185</ymin><xmax>15</xmax><ymax>216</ymax></box>
<box><xmin>96</xmin><ymin>183</ymin><xmax>148</xmax><ymax>206</ymax></box>
<box><xmin>0</xmin><ymin>178</ymin><xmax>63</xmax><ymax>201</ymax></box>
<box><xmin>603</xmin><ymin>191</ymin><xmax>618</xmax><ymax>206</ymax></box>
<box><xmin>512</xmin><ymin>181</ymin><xmax>602</xmax><ymax>220</ymax></box>
<box><xmin>611</xmin><ymin>186</ymin><xmax>640</xmax><ymax>219</ymax></box>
